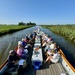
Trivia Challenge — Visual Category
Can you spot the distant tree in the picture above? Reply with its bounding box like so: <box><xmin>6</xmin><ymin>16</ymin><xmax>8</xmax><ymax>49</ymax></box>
<box><xmin>26</xmin><ymin>23</ymin><xmax>30</xmax><ymax>25</ymax></box>
<box><xmin>29</xmin><ymin>22</ymin><xmax>32</xmax><ymax>25</ymax></box>
<box><xmin>26</xmin><ymin>22</ymin><xmax>36</xmax><ymax>25</ymax></box>
<box><xmin>18</xmin><ymin>22</ymin><xmax>26</xmax><ymax>26</ymax></box>
<box><xmin>18</xmin><ymin>21</ymin><xmax>36</xmax><ymax>26</ymax></box>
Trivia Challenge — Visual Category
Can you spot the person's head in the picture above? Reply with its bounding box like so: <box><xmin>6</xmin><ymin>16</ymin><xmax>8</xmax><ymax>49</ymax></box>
<box><xmin>18</xmin><ymin>41</ymin><xmax>22</xmax><ymax>45</ymax></box>
<box><xmin>50</xmin><ymin>38</ymin><xmax>52</xmax><ymax>41</ymax></box>
<box><xmin>9</xmin><ymin>50</ymin><xmax>15</xmax><ymax>56</ymax></box>
<box><xmin>51</xmin><ymin>50</ymin><xmax>57</xmax><ymax>54</ymax></box>
<box><xmin>22</xmin><ymin>38</ymin><xmax>25</xmax><ymax>42</ymax></box>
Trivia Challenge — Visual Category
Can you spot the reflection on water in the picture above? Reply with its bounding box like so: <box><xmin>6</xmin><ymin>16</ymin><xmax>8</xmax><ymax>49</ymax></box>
<box><xmin>0</xmin><ymin>26</ymin><xmax>75</xmax><ymax>68</ymax></box>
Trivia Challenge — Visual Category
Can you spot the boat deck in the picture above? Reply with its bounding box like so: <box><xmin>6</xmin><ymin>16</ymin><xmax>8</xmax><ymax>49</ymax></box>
<box><xmin>2</xmin><ymin>52</ymin><xmax>67</xmax><ymax>75</ymax></box>
<box><xmin>36</xmin><ymin>63</ymin><xmax>66</xmax><ymax>75</ymax></box>
<box><xmin>20</xmin><ymin>48</ymin><xmax>66</xmax><ymax>75</ymax></box>
<box><xmin>18</xmin><ymin>62</ymin><xmax>66</xmax><ymax>75</ymax></box>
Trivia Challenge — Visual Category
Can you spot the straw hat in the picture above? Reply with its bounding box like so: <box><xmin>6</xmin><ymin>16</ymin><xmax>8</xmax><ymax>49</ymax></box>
<box><xmin>50</xmin><ymin>44</ymin><xmax>55</xmax><ymax>49</ymax></box>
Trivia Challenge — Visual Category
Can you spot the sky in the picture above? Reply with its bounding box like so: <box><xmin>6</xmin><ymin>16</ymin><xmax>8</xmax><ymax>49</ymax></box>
<box><xmin>0</xmin><ymin>0</ymin><xmax>75</xmax><ymax>25</ymax></box>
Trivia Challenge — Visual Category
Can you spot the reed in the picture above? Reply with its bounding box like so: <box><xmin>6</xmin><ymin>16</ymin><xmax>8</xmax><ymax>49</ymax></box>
<box><xmin>42</xmin><ymin>25</ymin><xmax>75</xmax><ymax>43</ymax></box>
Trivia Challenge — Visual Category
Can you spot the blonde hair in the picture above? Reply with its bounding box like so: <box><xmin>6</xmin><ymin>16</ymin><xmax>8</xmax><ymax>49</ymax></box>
<box><xmin>18</xmin><ymin>44</ymin><xmax>23</xmax><ymax>49</ymax></box>
<box><xmin>51</xmin><ymin>50</ymin><xmax>56</xmax><ymax>53</ymax></box>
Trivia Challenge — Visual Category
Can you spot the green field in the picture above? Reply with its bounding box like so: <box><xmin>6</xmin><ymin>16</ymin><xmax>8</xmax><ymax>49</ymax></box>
<box><xmin>0</xmin><ymin>25</ymin><xmax>32</xmax><ymax>36</ymax></box>
<box><xmin>42</xmin><ymin>25</ymin><xmax>75</xmax><ymax>43</ymax></box>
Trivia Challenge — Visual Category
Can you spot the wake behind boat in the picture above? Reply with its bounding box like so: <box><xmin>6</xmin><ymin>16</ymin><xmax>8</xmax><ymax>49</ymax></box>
<box><xmin>0</xmin><ymin>27</ymin><xmax>75</xmax><ymax>75</ymax></box>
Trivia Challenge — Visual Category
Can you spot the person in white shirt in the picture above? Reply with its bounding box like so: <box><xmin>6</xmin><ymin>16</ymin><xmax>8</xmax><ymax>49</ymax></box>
<box><xmin>45</xmin><ymin>50</ymin><xmax>60</xmax><ymax>63</ymax></box>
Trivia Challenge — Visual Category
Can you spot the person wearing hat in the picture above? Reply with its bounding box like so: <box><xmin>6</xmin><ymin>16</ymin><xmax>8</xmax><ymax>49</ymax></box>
<box><xmin>8</xmin><ymin>50</ymin><xmax>20</xmax><ymax>68</ymax></box>
<box><xmin>45</xmin><ymin>50</ymin><xmax>60</xmax><ymax>64</ymax></box>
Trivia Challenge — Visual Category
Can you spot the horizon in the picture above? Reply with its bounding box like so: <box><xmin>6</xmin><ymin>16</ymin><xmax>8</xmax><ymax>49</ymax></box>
<box><xmin>0</xmin><ymin>0</ymin><xmax>75</xmax><ymax>25</ymax></box>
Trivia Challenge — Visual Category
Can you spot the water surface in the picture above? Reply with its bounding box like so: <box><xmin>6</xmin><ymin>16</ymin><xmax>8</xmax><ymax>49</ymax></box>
<box><xmin>0</xmin><ymin>26</ymin><xmax>75</xmax><ymax>68</ymax></box>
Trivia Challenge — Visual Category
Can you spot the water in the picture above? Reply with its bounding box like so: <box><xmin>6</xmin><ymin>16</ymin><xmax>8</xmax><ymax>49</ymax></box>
<box><xmin>0</xmin><ymin>26</ymin><xmax>75</xmax><ymax>68</ymax></box>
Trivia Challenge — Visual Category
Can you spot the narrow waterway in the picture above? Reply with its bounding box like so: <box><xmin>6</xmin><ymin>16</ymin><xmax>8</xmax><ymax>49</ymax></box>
<box><xmin>0</xmin><ymin>26</ymin><xmax>75</xmax><ymax>68</ymax></box>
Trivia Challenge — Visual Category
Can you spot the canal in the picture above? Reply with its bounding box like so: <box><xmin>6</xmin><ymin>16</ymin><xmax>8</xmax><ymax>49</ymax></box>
<box><xmin>0</xmin><ymin>26</ymin><xmax>75</xmax><ymax>68</ymax></box>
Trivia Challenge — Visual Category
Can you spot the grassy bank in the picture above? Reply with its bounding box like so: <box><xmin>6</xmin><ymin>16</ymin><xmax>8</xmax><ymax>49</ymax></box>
<box><xmin>42</xmin><ymin>25</ymin><xmax>75</xmax><ymax>43</ymax></box>
<box><xmin>0</xmin><ymin>25</ymin><xmax>33</xmax><ymax>36</ymax></box>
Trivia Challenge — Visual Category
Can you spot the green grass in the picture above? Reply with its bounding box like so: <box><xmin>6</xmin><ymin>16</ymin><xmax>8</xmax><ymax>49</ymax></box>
<box><xmin>42</xmin><ymin>25</ymin><xmax>75</xmax><ymax>43</ymax></box>
<box><xmin>0</xmin><ymin>25</ymin><xmax>32</xmax><ymax>36</ymax></box>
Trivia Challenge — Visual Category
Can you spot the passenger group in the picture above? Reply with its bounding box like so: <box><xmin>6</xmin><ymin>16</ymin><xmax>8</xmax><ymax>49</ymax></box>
<box><xmin>7</xmin><ymin>29</ymin><xmax>60</xmax><ymax>70</ymax></box>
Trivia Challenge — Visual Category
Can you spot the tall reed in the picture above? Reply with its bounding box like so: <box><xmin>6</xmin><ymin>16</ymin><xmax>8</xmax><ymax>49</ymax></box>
<box><xmin>42</xmin><ymin>25</ymin><xmax>75</xmax><ymax>43</ymax></box>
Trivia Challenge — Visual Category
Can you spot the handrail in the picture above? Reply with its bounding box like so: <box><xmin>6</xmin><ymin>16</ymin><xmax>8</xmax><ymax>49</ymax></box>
<box><xmin>0</xmin><ymin>46</ymin><xmax>18</xmax><ymax>70</ymax></box>
<box><xmin>0</xmin><ymin>31</ymin><xmax>75</xmax><ymax>74</ymax></box>
<box><xmin>0</xmin><ymin>59</ymin><xmax>8</xmax><ymax>70</ymax></box>
<box><xmin>59</xmin><ymin>49</ymin><xmax>75</xmax><ymax>73</ymax></box>
<box><xmin>58</xmin><ymin>49</ymin><xmax>66</xmax><ymax>57</ymax></box>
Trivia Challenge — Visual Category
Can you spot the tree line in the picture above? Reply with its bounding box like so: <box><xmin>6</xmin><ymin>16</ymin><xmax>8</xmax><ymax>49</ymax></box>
<box><xmin>18</xmin><ymin>22</ymin><xmax>36</xmax><ymax>26</ymax></box>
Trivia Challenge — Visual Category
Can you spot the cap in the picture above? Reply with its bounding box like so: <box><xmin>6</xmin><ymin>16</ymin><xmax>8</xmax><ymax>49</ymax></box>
<box><xmin>18</xmin><ymin>41</ymin><xmax>22</xmax><ymax>45</ymax></box>
<box><xmin>9</xmin><ymin>50</ymin><xmax>15</xmax><ymax>54</ymax></box>
<box><xmin>22</xmin><ymin>38</ymin><xmax>24</xmax><ymax>41</ymax></box>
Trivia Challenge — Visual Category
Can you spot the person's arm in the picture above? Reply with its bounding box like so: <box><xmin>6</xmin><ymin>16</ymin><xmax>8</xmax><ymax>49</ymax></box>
<box><xmin>13</xmin><ymin>55</ymin><xmax>20</xmax><ymax>63</ymax></box>
<box><xmin>8</xmin><ymin>56</ymin><xmax>13</xmax><ymax>63</ymax></box>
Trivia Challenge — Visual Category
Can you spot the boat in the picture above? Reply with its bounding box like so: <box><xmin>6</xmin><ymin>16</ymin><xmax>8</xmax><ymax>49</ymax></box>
<box><xmin>0</xmin><ymin>29</ymin><xmax>75</xmax><ymax>75</ymax></box>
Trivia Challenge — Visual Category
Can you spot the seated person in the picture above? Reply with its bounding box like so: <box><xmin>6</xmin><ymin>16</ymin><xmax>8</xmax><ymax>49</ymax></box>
<box><xmin>33</xmin><ymin>31</ymin><xmax>37</xmax><ymax>38</ymax></box>
<box><xmin>25</xmin><ymin>35</ymin><xmax>30</xmax><ymax>42</ymax></box>
<box><xmin>26</xmin><ymin>34</ymin><xmax>33</xmax><ymax>45</ymax></box>
<box><xmin>45</xmin><ymin>50</ymin><xmax>60</xmax><ymax>64</ymax></box>
<box><xmin>42</xmin><ymin>41</ymin><xmax>46</xmax><ymax>47</ymax></box>
<box><xmin>18</xmin><ymin>59</ymin><xmax>27</xmax><ymax>71</ymax></box>
<box><xmin>46</xmin><ymin>49</ymin><xmax>53</xmax><ymax>57</ymax></box>
<box><xmin>44</xmin><ymin>43</ymin><xmax>51</xmax><ymax>52</ymax></box>
<box><xmin>25</xmin><ymin>42</ymin><xmax>32</xmax><ymax>47</ymax></box>
<box><xmin>22</xmin><ymin>38</ymin><xmax>27</xmax><ymax>48</ymax></box>
<box><xmin>23</xmin><ymin>48</ymin><xmax>29</xmax><ymax>58</ymax></box>
<box><xmin>8</xmin><ymin>50</ymin><xmax>20</xmax><ymax>68</ymax></box>
<box><xmin>24</xmin><ymin>48</ymin><xmax>28</xmax><ymax>54</ymax></box>
<box><xmin>17</xmin><ymin>44</ymin><xmax>24</xmax><ymax>58</ymax></box>
<box><xmin>30</xmin><ymin>33</ymin><xmax>34</xmax><ymax>39</ymax></box>
<box><xmin>17</xmin><ymin>44</ymin><xmax>28</xmax><ymax>59</ymax></box>
<box><xmin>54</xmin><ymin>44</ymin><xmax>60</xmax><ymax>52</ymax></box>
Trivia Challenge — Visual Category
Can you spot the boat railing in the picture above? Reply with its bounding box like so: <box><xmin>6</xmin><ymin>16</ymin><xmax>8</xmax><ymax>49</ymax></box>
<box><xmin>59</xmin><ymin>49</ymin><xmax>75</xmax><ymax>73</ymax></box>
<box><xmin>0</xmin><ymin>59</ymin><xmax>8</xmax><ymax>70</ymax></box>
<box><xmin>0</xmin><ymin>31</ymin><xmax>75</xmax><ymax>74</ymax></box>
<box><xmin>0</xmin><ymin>46</ymin><xmax>18</xmax><ymax>70</ymax></box>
